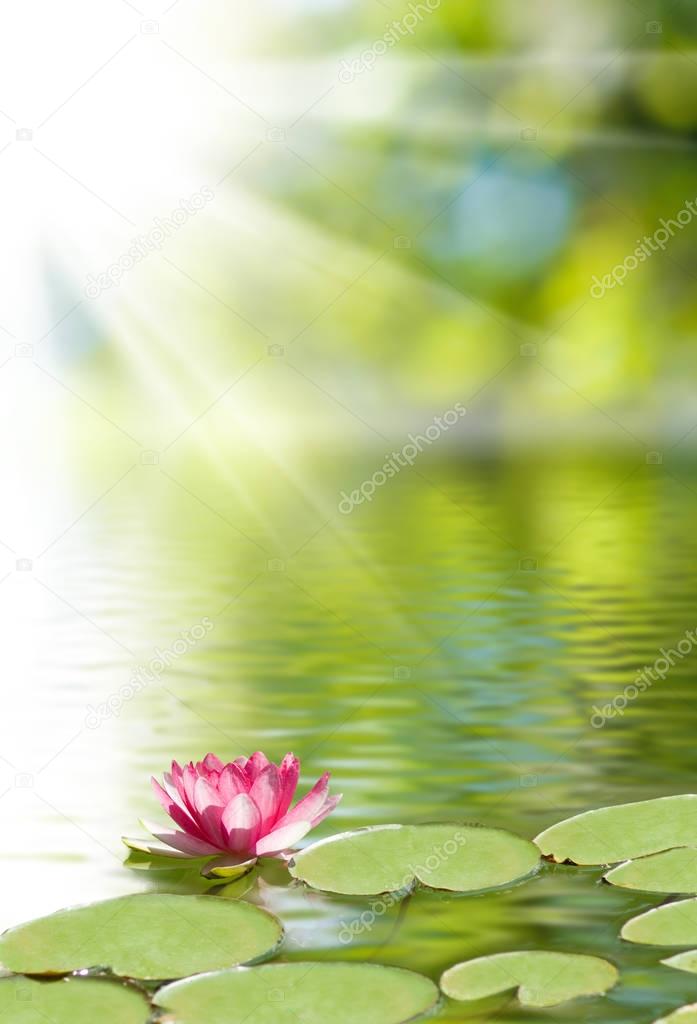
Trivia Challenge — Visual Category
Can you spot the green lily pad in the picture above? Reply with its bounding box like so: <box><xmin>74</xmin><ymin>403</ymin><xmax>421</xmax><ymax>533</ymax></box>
<box><xmin>622</xmin><ymin>898</ymin><xmax>697</xmax><ymax>946</ymax></box>
<box><xmin>0</xmin><ymin>975</ymin><xmax>148</xmax><ymax>1023</ymax></box>
<box><xmin>154</xmin><ymin>962</ymin><xmax>439</xmax><ymax>1024</ymax></box>
<box><xmin>0</xmin><ymin>894</ymin><xmax>282</xmax><ymax>980</ymax></box>
<box><xmin>289</xmin><ymin>823</ymin><xmax>540</xmax><ymax>896</ymax></box>
<box><xmin>535</xmin><ymin>795</ymin><xmax>697</xmax><ymax>865</ymax></box>
<box><xmin>440</xmin><ymin>951</ymin><xmax>619</xmax><ymax>1008</ymax></box>
<box><xmin>662</xmin><ymin>950</ymin><xmax>697</xmax><ymax>975</ymax></box>
<box><xmin>605</xmin><ymin>848</ymin><xmax>697</xmax><ymax>893</ymax></box>
<box><xmin>653</xmin><ymin>1005</ymin><xmax>697</xmax><ymax>1023</ymax></box>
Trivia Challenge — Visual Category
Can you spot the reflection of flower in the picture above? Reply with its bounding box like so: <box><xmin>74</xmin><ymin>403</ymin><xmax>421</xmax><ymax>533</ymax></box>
<box><xmin>124</xmin><ymin>753</ymin><xmax>341</xmax><ymax>867</ymax></box>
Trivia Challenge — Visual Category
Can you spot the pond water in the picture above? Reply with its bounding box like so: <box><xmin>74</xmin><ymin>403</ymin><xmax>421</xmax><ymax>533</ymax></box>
<box><xmin>3</xmin><ymin>448</ymin><xmax>697</xmax><ymax>1022</ymax></box>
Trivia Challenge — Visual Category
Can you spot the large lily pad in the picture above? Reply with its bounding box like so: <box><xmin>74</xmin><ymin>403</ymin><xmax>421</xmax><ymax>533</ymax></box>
<box><xmin>154</xmin><ymin>962</ymin><xmax>439</xmax><ymax>1024</ymax></box>
<box><xmin>440</xmin><ymin>951</ymin><xmax>618</xmax><ymax>1008</ymax></box>
<box><xmin>0</xmin><ymin>975</ymin><xmax>148</xmax><ymax>1023</ymax></box>
<box><xmin>0</xmin><ymin>893</ymin><xmax>282</xmax><ymax>980</ymax></box>
<box><xmin>289</xmin><ymin>823</ymin><xmax>540</xmax><ymax>896</ymax></box>
<box><xmin>605</xmin><ymin>848</ymin><xmax>697</xmax><ymax>893</ymax></box>
<box><xmin>535</xmin><ymin>795</ymin><xmax>697</xmax><ymax>865</ymax></box>
<box><xmin>622</xmin><ymin>898</ymin><xmax>697</xmax><ymax>946</ymax></box>
<box><xmin>653</xmin><ymin>1006</ymin><xmax>697</xmax><ymax>1023</ymax></box>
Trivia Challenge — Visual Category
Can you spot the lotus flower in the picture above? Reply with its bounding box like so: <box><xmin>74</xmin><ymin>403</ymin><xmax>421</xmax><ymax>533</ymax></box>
<box><xmin>123</xmin><ymin>752</ymin><xmax>341</xmax><ymax>877</ymax></box>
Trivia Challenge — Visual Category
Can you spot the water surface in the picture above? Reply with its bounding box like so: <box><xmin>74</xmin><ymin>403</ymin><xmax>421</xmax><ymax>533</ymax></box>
<box><xmin>3</xmin><ymin>450</ymin><xmax>697</xmax><ymax>1022</ymax></box>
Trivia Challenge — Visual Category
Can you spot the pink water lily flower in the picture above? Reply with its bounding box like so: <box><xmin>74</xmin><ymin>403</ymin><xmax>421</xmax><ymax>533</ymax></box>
<box><xmin>123</xmin><ymin>752</ymin><xmax>341</xmax><ymax>874</ymax></box>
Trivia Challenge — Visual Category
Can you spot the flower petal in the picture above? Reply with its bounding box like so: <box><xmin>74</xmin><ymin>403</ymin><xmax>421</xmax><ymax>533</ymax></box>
<box><xmin>203</xmin><ymin>753</ymin><xmax>224</xmax><ymax>773</ymax></box>
<box><xmin>255</xmin><ymin>820</ymin><xmax>313</xmax><ymax>857</ymax></box>
<box><xmin>275</xmin><ymin>753</ymin><xmax>300</xmax><ymax>823</ymax></box>
<box><xmin>247</xmin><ymin>751</ymin><xmax>270</xmax><ymax>782</ymax></box>
<box><xmin>222</xmin><ymin>793</ymin><xmax>261</xmax><ymax>854</ymax></box>
<box><xmin>276</xmin><ymin>772</ymin><xmax>330</xmax><ymax>828</ymax></box>
<box><xmin>170</xmin><ymin>761</ymin><xmax>198</xmax><ymax>817</ymax></box>
<box><xmin>151</xmin><ymin>777</ymin><xmax>208</xmax><ymax>841</ymax></box>
<box><xmin>249</xmin><ymin>764</ymin><xmax>281</xmax><ymax>831</ymax></box>
<box><xmin>122</xmin><ymin>836</ymin><xmax>191</xmax><ymax>858</ymax></box>
<box><xmin>180</xmin><ymin>762</ymin><xmax>199</xmax><ymax>815</ymax></box>
<box><xmin>309</xmin><ymin>793</ymin><xmax>342</xmax><ymax>827</ymax></box>
<box><xmin>218</xmin><ymin>763</ymin><xmax>248</xmax><ymax>803</ymax></box>
<box><xmin>193</xmin><ymin>776</ymin><xmax>227</xmax><ymax>847</ymax></box>
<box><xmin>141</xmin><ymin>819</ymin><xmax>220</xmax><ymax>857</ymax></box>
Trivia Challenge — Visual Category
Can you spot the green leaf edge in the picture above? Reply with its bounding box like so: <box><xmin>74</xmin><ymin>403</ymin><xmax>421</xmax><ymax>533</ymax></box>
<box><xmin>621</xmin><ymin>898</ymin><xmax>697</xmax><ymax>947</ymax></box>
<box><xmin>0</xmin><ymin>893</ymin><xmax>285</xmax><ymax>979</ymax></box>
<box><xmin>439</xmin><ymin>951</ymin><xmax>620</xmax><ymax>1008</ymax></box>
<box><xmin>604</xmin><ymin>847</ymin><xmax>697</xmax><ymax>893</ymax></box>
<box><xmin>652</xmin><ymin>1004</ymin><xmax>697</xmax><ymax>1023</ymax></box>
<box><xmin>289</xmin><ymin>821</ymin><xmax>541</xmax><ymax>896</ymax></box>
<box><xmin>153</xmin><ymin>962</ymin><xmax>441</xmax><ymax>1024</ymax></box>
<box><xmin>534</xmin><ymin>795</ymin><xmax>697</xmax><ymax>866</ymax></box>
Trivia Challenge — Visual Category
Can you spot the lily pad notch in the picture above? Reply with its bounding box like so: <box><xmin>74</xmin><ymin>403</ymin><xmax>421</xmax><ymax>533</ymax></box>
<box><xmin>535</xmin><ymin>795</ymin><xmax>697</xmax><ymax>866</ymax></box>
<box><xmin>440</xmin><ymin>951</ymin><xmax>619</xmax><ymax>1009</ymax></box>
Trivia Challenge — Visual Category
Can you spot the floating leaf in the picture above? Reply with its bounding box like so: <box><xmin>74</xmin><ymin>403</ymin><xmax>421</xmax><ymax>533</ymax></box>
<box><xmin>662</xmin><ymin>950</ymin><xmax>697</xmax><ymax>975</ymax></box>
<box><xmin>622</xmin><ymin>898</ymin><xmax>697</xmax><ymax>946</ymax></box>
<box><xmin>289</xmin><ymin>823</ymin><xmax>539</xmax><ymax>896</ymax></box>
<box><xmin>653</xmin><ymin>1005</ymin><xmax>697</xmax><ymax>1023</ymax></box>
<box><xmin>0</xmin><ymin>975</ymin><xmax>148</xmax><ymax>1023</ymax></box>
<box><xmin>440</xmin><ymin>951</ymin><xmax>618</xmax><ymax>1008</ymax></box>
<box><xmin>154</xmin><ymin>962</ymin><xmax>439</xmax><ymax>1024</ymax></box>
<box><xmin>605</xmin><ymin>848</ymin><xmax>697</xmax><ymax>893</ymax></box>
<box><xmin>535</xmin><ymin>795</ymin><xmax>697</xmax><ymax>865</ymax></box>
<box><xmin>0</xmin><ymin>894</ymin><xmax>283</xmax><ymax>980</ymax></box>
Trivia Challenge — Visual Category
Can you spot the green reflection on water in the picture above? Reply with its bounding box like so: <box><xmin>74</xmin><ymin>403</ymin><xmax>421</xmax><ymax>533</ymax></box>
<box><xmin>8</xmin><ymin>450</ymin><xmax>697</xmax><ymax>1022</ymax></box>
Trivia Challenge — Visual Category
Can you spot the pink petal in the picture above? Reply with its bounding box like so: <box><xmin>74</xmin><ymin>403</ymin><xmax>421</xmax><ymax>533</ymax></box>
<box><xmin>203</xmin><ymin>753</ymin><xmax>224</xmax><ymax>772</ymax></box>
<box><xmin>275</xmin><ymin>753</ymin><xmax>300</xmax><ymax>823</ymax></box>
<box><xmin>180</xmin><ymin>763</ymin><xmax>199</xmax><ymax>815</ymax></box>
<box><xmin>222</xmin><ymin>793</ymin><xmax>261</xmax><ymax>854</ymax></box>
<box><xmin>249</xmin><ymin>764</ymin><xmax>281</xmax><ymax>831</ymax></box>
<box><xmin>193</xmin><ymin>776</ymin><xmax>227</xmax><ymax>847</ymax></box>
<box><xmin>151</xmin><ymin>777</ymin><xmax>209</xmax><ymax>842</ymax></box>
<box><xmin>218</xmin><ymin>763</ymin><xmax>248</xmax><ymax>802</ymax></box>
<box><xmin>142</xmin><ymin>819</ymin><xmax>220</xmax><ymax>856</ymax></box>
<box><xmin>247</xmin><ymin>751</ymin><xmax>270</xmax><ymax>782</ymax></box>
<box><xmin>171</xmin><ymin>761</ymin><xmax>193</xmax><ymax>810</ymax></box>
<box><xmin>276</xmin><ymin>772</ymin><xmax>330</xmax><ymax>828</ymax></box>
<box><xmin>309</xmin><ymin>793</ymin><xmax>342</xmax><ymax>827</ymax></box>
<box><xmin>233</xmin><ymin>756</ymin><xmax>250</xmax><ymax>782</ymax></box>
<box><xmin>255</xmin><ymin>820</ymin><xmax>313</xmax><ymax>857</ymax></box>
